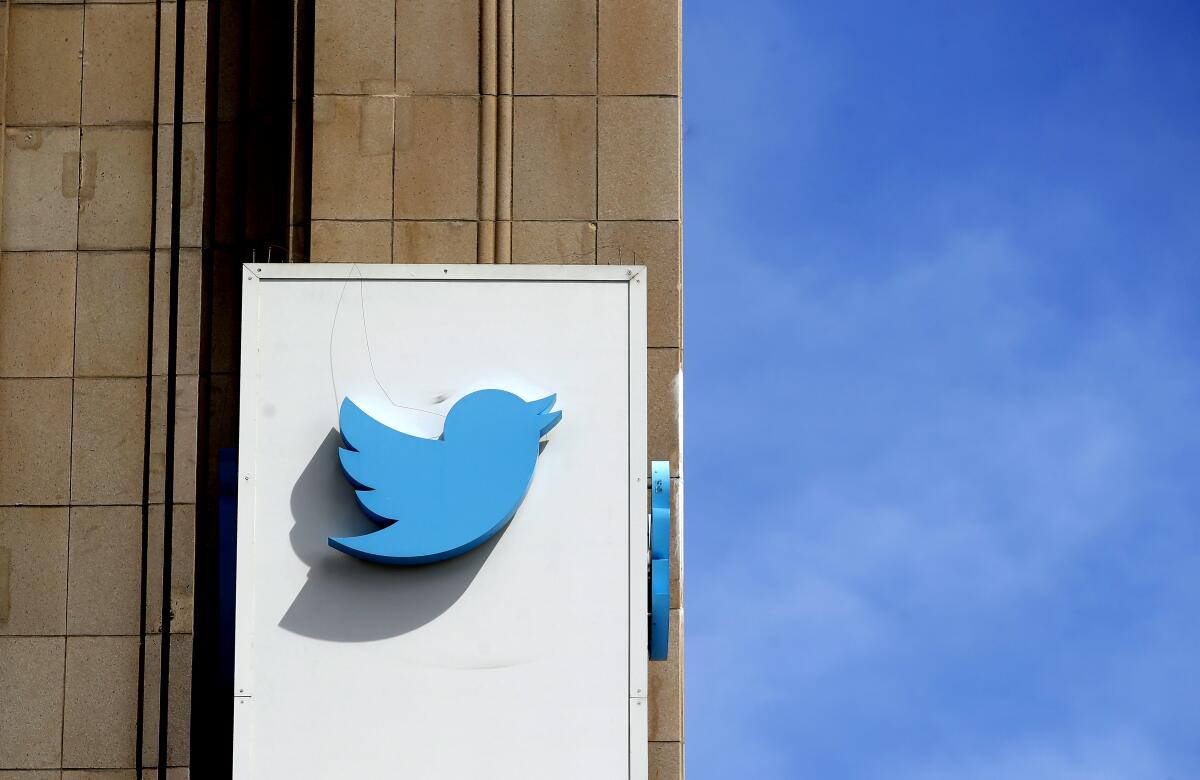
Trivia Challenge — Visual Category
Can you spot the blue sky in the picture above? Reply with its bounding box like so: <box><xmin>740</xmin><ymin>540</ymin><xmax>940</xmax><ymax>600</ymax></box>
<box><xmin>683</xmin><ymin>1</ymin><xmax>1200</xmax><ymax>777</ymax></box>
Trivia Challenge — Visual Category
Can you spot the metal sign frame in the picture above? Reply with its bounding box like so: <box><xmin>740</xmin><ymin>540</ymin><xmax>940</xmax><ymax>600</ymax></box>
<box><xmin>233</xmin><ymin>263</ymin><xmax>648</xmax><ymax>778</ymax></box>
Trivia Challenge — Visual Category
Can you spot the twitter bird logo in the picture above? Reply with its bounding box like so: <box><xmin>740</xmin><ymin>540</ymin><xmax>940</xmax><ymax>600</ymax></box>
<box><xmin>329</xmin><ymin>389</ymin><xmax>562</xmax><ymax>565</ymax></box>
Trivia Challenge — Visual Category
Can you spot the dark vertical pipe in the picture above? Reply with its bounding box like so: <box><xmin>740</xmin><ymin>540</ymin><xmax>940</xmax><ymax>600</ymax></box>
<box><xmin>158</xmin><ymin>0</ymin><xmax>188</xmax><ymax>774</ymax></box>
<box><xmin>136</xmin><ymin>0</ymin><xmax>165</xmax><ymax>774</ymax></box>
<box><xmin>188</xmin><ymin>0</ymin><xmax>223</xmax><ymax>774</ymax></box>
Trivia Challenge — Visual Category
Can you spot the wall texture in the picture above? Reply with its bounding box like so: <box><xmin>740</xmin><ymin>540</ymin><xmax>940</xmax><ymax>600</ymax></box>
<box><xmin>0</xmin><ymin>0</ymin><xmax>207</xmax><ymax>777</ymax></box>
<box><xmin>0</xmin><ymin>0</ymin><xmax>681</xmax><ymax>777</ymax></box>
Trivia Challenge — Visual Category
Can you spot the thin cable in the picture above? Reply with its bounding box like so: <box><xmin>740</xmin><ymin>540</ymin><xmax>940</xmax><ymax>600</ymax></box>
<box><xmin>327</xmin><ymin>264</ymin><xmax>447</xmax><ymax>419</ymax></box>
<box><xmin>326</xmin><ymin>268</ymin><xmax>355</xmax><ymax>416</ymax></box>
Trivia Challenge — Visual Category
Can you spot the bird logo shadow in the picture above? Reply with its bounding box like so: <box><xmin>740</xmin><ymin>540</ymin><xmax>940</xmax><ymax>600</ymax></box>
<box><xmin>278</xmin><ymin>428</ymin><xmax>505</xmax><ymax>642</ymax></box>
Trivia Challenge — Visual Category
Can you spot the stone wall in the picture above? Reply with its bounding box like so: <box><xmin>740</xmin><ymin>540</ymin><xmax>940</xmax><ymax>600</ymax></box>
<box><xmin>0</xmin><ymin>1</ymin><xmax>208</xmax><ymax>777</ymax></box>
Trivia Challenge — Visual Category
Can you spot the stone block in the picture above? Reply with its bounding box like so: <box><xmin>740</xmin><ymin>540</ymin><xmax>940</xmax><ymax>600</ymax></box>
<box><xmin>648</xmin><ymin>348</ymin><xmax>681</xmax><ymax>475</ymax></box>
<box><xmin>0</xmin><ymin>14</ymin><xmax>6</xmax><ymax>125</ymax></box>
<box><xmin>310</xmin><ymin>221</ymin><xmax>392</xmax><ymax>264</ymax></box>
<box><xmin>392</xmin><ymin>221</ymin><xmax>477</xmax><ymax>263</ymax></box>
<box><xmin>648</xmin><ymin>741</ymin><xmax>683</xmax><ymax>780</ymax></box>
<box><xmin>79</xmin><ymin>126</ymin><xmax>154</xmax><ymax>251</ymax></box>
<box><xmin>153</xmin><ymin>249</ymin><xmax>203</xmax><ymax>376</ymax></box>
<box><xmin>513</xmin><ymin>97</ymin><xmax>596</xmax><ymax>220</ymax></box>
<box><xmin>598</xmin><ymin>221</ymin><xmax>681</xmax><ymax>347</ymax></box>
<box><xmin>669</xmin><ymin>477</ymin><xmax>683</xmax><ymax>609</ymax></box>
<box><xmin>67</xmin><ymin>506</ymin><xmax>142</xmax><ymax>636</ymax></box>
<box><xmin>145</xmin><ymin>504</ymin><xmax>195</xmax><ymax>634</ymax></box>
<box><xmin>514</xmin><ymin>0</ymin><xmax>596</xmax><ymax>95</ymax></box>
<box><xmin>0</xmin><ymin>252</ymin><xmax>77</xmax><ymax>377</ymax></box>
<box><xmin>74</xmin><ymin>252</ymin><xmax>149</xmax><ymax>378</ymax></box>
<box><xmin>0</xmin><ymin>379</ymin><xmax>72</xmax><ymax>505</ymax></box>
<box><xmin>141</xmin><ymin>634</ymin><xmax>192</xmax><ymax>768</ymax></box>
<box><xmin>70</xmin><ymin>378</ymin><xmax>146</xmax><ymax>505</ymax></box>
<box><xmin>599</xmin><ymin>97</ymin><xmax>679</xmax><ymax>220</ymax></box>
<box><xmin>62</xmin><ymin>636</ymin><xmax>140</xmax><ymax>769</ymax></box>
<box><xmin>158</xmin><ymin>1</ymin><xmax>209</xmax><ymax>123</ymax></box>
<box><xmin>5</xmin><ymin>5</ymin><xmax>83</xmax><ymax>126</ymax></box>
<box><xmin>511</xmin><ymin>221</ymin><xmax>596</xmax><ymax>263</ymax></box>
<box><xmin>0</xmin><ymin>637</ymin><xmax>64</xmax><ymax>769</ymax></box>
<box><xmin>314</xmin><ymin>0</ymin><xmax>393</xmax><ymax>95</ymax></box>
<box><xmin>648</xmin><ymin>608</ymin><xmax>683</xmax><ymax>741</ymax></box>
<box><xmin>149</xmin><ymin>375</ymin><xmax>198</xmax><ymax>505</ymax></box>
<box><xmin>288</xmin><ymin>225</ymin><xmax>308</xmax><ymax>261</ymax></box>
<box><xmin>155</xmin><ymin>124</ymin><xmax>205</xmax><ymax>250</ymax></box>
<box><xmin>312</xmin><ymin>96</ymin><xmax>394</xmax><ymax>220</ymax></box>
<box><xmin>2</xmin><ymin>127</ymin><xmax>80</xmax><ymax>252</ymax></box>
<box><xmin>393</xmin><ymin>96</ymin><xmax>479</xmax><ymax>220</ymax></box>
<box><xmin>82</xmin><ymin>3</ymin><xmax>156</xmax><ymax>124</ymax></box>
<box><xmin>599</xmin><ymin>0</ymin><xmax>680</xmax><ymax>96</ymax></box>
<box><xmin>396</xmin><ymin>0</ymin><xmax>479</xmax><ymax>95</ymax></box>
<box><xmin>0</xmin><ymin>508</ymin><xmax>68</xmax><ymax>636</ymax></box>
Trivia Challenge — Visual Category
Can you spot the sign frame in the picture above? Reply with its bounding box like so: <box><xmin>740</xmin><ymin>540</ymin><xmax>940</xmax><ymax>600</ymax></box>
<box><xmin>233</xmin><ymin>262</ymin><xmax>649</xmax><ymax>778</ymax></box>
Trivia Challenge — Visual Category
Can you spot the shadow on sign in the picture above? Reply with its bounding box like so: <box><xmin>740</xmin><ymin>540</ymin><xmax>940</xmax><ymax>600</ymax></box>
<box><xmin>278</xmin><ymin>428</ymin><xmax>501</xmax><ymax>642</ymax></box>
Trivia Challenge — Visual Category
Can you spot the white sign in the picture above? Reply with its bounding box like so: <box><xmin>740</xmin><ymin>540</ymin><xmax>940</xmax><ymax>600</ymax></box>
<box><xmin>234</xmin><ymin>264</ymin><xmax>648</xmax><ymax>779</ymax></box>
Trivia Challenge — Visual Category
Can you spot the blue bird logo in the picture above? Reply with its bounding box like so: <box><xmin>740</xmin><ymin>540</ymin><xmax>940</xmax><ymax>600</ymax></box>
<box><xmin>330</xmin><ymin>389</ymin><xmax>562</xmax><ymax>565</ymax></box>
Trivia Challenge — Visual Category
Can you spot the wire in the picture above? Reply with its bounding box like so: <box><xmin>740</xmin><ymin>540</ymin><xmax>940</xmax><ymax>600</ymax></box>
<box><xmin>328</xmin><ymin>264</ymin><xmax>448</xmax><ymax>420</ymax></box>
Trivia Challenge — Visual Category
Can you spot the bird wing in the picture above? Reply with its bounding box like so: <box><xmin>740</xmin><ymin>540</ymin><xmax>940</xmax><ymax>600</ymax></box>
<box><xmin>337</xmin><ymin>398</ymin><xmax>443</xmax><ymax>524</ymax></box>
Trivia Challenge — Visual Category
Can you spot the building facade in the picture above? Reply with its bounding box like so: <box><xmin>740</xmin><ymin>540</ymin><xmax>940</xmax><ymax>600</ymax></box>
<box><xmin>0</xmin><ymin>1</ymin><xmax>682</xmax><ymax>776</ymax></box>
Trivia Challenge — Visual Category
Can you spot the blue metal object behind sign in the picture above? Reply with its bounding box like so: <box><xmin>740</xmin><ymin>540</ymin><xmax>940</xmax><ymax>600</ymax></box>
<box><xmin>331</xmin><ymin>389</ymin><xmax>562</xmax><ymax>565</ymax></box>
<box><xmin>217</xmin><ymin>448</ymin><xmax>238</xmax><ymax>690</ymax></box>
<box><xmin>650</xmin><ymin>461</ymin><xmax>670</xmax><ymax>560</ymax></box>
<box><xmin>649</xmin><ymin>461</ymin><xmax>671</xmax><ymax>660</ymax></box>
<box><xmin>650</xmin><ymin>559</ymin><xmax>669</xmax><ymax>660</ymax></box>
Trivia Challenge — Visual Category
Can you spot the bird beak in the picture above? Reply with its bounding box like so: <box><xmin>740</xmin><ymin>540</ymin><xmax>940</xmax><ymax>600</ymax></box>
<box><xmin>539</xmin><ymin>410</ymin><xmax>562</xmax><ymax>437</ymax></box>
<box><xmin>527</xmin><ymin>394</ymin><xmax>562</xmax><ymax>436</ymax></box>
<box><xmin>526</xmin><ymin>393</ymin><xmax>557</xmax><ymax>414</ymax></box>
